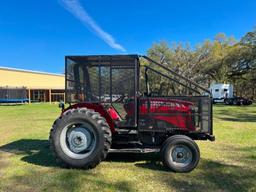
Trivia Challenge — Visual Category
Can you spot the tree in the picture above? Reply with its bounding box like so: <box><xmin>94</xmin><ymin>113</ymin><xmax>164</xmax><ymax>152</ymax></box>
<box><xmin>145</xmin><ymin>30</ymin><xmax>256</xmax><ymax>98</ymax></box>
<box><xmin>225</xmin><ymin>29</ymin><xmax>256</xmax><ymax>98</ymax></box>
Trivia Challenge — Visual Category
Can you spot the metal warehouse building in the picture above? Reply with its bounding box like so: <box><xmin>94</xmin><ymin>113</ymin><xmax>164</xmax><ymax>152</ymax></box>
<box><xmin>0</xmin><ymin>67</ymin><xmax>65</xmax><ymax>102</ymax></box>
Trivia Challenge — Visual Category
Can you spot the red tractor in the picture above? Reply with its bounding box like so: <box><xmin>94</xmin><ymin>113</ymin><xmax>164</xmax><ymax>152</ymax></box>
<box><xmin>49</xmin><ymin>55</ymin><xmax>214</xmax><ymax>172</ymax></box>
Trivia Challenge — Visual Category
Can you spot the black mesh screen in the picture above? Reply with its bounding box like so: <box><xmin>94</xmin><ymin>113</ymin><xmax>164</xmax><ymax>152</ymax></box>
<box><xmin>100</xmin><ymin>66</ymin><xmax>110</xmax><ymax>101</ymax></box>
<box><xmin>139</xmin><ymin>57</ymin><xmax>212</xmax><ymax>133</ymax></box>
<box><xmin>138</xmin><ymin>96</ymin><xmax>212</xmax><ymax>133</ymax></box>
<box><xmin>65</xmin><ymin>55</ymin><xmax>138</xmax><ymax>127</ymax></box>
<box><xmin>111</xmin><ymin>67</ymin><xmax>135</xmax><ymax>97</ymax></box>
<box><xmin>146</xmin><ymin>68</ymin><xmax>198</xmax><ymax>96</ymax></box>
<box><xmin>66</xmin><ymin>56</ymin><xmax>137</xmax><ymax>103</ymax></box>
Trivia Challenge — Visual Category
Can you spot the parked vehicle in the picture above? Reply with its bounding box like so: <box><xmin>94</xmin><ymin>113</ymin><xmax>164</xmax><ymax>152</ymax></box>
<box><xmin>49</xmin><ymin>55</ymin><xmax>214</xmax><ymax>173</ymax></box>
<box><xmin>210</xmin><ymin>83</ymin><xmax>252</xmax><ymax>105</ymax></box>
<box><xmin>209</xmin><ymin>83</ymin><xmax>233</xmax><ymax>103</ymax></box>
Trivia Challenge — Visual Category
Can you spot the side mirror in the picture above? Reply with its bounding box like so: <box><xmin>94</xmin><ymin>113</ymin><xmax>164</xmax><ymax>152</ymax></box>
<box><xmin>59</xmin><ymin>101</ymin><xmax>65</xmax><ymax>112</ymax></box>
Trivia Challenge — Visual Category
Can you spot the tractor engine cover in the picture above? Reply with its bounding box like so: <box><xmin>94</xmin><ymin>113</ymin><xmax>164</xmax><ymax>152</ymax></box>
<box><xmin>129</xmin><ymin>98</ymin><xmax>196</xmax><ymax>131</ymax></box>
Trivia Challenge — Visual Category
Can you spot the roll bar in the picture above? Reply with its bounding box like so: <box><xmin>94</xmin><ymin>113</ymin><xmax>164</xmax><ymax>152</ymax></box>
<box><xmin>140</xmin><ymin>55</ymin><xmax>211</xmax><ymax>94</ymax></box>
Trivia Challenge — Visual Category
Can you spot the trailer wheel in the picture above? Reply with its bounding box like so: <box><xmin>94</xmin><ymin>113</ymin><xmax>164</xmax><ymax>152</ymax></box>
<box><xmin>160</xmin><ymin>135</ymin><xmax>200</xmax><ymax>173</ymax></box>
<box><xmin>233</xmin><ymin>99</ymin><xmax>241</xmax><ymax>105</ymax></box>
<box><xmin>49</xmin><ymin>108</ymin><xmax>111</xmax><ymax>169</ymax></box>
<box><xmin>224</xmin><ymin>99</ymin><xmax>230</xmax><ymax>105</ymax></box>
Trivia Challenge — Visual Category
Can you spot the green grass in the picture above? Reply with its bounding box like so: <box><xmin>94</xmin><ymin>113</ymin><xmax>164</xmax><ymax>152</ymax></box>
<box><xmin>0</xmin><ymin>103</ymin><xmax>255</xmax><ymax>192</ymax></box>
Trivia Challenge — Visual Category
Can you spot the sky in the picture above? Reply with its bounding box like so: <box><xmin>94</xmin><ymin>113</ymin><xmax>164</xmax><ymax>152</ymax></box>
<box><xmin>0</xmin><ymin>0</ymin><xmax>255</xmax><ymax>73</ymax></box>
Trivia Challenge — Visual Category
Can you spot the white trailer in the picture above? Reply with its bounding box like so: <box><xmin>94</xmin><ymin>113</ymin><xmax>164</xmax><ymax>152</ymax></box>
<box><xmin>209</xmin><ymin>83</ymin><xmax>252</xmax><ymax>105</ymax></box>
<box><xmin>209</xmin><ymin>84</ymin><xmax>234</xmax><ymax>103</ymax></box>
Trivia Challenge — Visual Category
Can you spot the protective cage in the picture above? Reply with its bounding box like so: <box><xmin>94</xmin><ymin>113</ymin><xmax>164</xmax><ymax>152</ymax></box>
<box><xmin>65</xmin><ymin>55</ymin><xmax>139</xmax><ymax>127</ymax></box>
<box><xmin>65</xmin><ymin>55</ymin><xmax>213</xmax><ymax>136</ymax></box>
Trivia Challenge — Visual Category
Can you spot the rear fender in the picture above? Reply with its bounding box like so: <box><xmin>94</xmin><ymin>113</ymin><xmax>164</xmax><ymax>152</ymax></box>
<box><xmin>62</xmin><ymin>103</ymin><xmax>116</xmax><ymax>133</ymax></box>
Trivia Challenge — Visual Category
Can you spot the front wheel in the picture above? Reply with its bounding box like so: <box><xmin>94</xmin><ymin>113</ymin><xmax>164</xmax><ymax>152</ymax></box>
<box><xmin>49</xmin><ymin>108</ymin><xmax>112</xmax><ymax>169</ymax></box>
<box><xmin>160</xmin><ymin>135</ymin><xmax>200</xmax><ymax>173</ymax></box>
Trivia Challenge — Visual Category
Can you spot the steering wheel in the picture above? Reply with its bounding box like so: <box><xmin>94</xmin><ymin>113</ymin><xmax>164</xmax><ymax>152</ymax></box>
<box><xmin>114</xmin><ymin>94</ymin><xmax>128</xmax><ymax>103</ymax></box>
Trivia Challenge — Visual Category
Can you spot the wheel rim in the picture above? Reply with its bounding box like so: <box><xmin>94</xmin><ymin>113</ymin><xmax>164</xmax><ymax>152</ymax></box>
<box><xmin>170</xmin><ymin>145</ymin><xmax>193</xmax><ymax>167</ymax></box>
<box><xmin>60</xmin><ymin>122</ymin><xmax>96</xmax><ymax>159</ymax></box>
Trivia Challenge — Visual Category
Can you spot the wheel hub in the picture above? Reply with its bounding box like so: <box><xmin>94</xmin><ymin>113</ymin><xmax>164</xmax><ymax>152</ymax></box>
<box><xmin>171</xmin><ymin>145</ymin><xmax>192</xmax><ymax>167</ymax></box>
<box><xmin>68</xmin><ymin>127</ymin><xmax>93</xmax><ymax>153</ymax></box>
<box><xmin>177</xmin><ymin>152</ymin><xmax>184</xmax><ymax>158</ymax></box>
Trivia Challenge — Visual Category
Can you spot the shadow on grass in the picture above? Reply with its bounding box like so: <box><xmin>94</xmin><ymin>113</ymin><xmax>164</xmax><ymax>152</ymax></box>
<box><xmin>1</xmin><ymin>139</ymin><xmax>256</xmax><ymax>191</ymax></box>
<box><xmin>106</xmin><ymin>152</ymin><xmax>159</xmax><ymax>162</ymax></box>
<box><xmin>2</xmin><ymin>165</ymin><xmax>134</xmax><ymax>192</ymax></box>
<box><xmin>218</xmin><ymin>114</ymin><xmax>256</xmax><ymax>122</ymax></box>
<box><xmin>0</xmin><ymin>139</ymin><xmax>58</xmax><ymax>167</ymax></box>
<box><xmin>241</xmin><ymin>146</ymin><xmax>256</xmax><ymax>160</ymax></box>
<box><xmin>169</xmin><ymin>159</ymin><xmax>255</xmax><ymax>192</ymax></box>
<box><xmin>0</xmin><ymin>140</ymin><xmax>137</xmax><ymax>191</ymax></box>
<box><xmin>214</xmin><ymin>105</ymin><xmax>256</xmax><ymax>122</ymax></box>
<box><xmin>135</xmin><ymin>159</ymin><xmax>256</xmax><ymax>192</ymax></box>
<box><xmin>0</xmin><ymin>139</ymin><xmax>161</xmax><ymax>168</ymax></box>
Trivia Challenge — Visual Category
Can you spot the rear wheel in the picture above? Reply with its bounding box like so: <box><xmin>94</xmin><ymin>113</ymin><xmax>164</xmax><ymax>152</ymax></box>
<box><xmin>160</xmin><ymin>135</ymin><xmax>200</xmax><ymax>173</ymax></box>
<box><xmin>49</xmin><ymin>108</ymin><xmax>111</xmax><ymax>169</ymax></box>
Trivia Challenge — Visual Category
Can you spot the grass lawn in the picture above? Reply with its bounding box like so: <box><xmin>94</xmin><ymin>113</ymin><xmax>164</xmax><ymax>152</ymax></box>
<box><xmin>0</xmin><ymin>103</ymin><xmax>255</xmax><ymax>192</ymax></box>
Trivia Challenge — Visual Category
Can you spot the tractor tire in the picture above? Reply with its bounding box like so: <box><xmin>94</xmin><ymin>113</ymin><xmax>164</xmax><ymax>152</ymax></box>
<box><xmin>160</xmin><ymin>135</ymin><xmax>200</xmax><ymax>173</ymax></box>
<box><xmin>49</xmin><ymin>108</ymin><xmax>111</xmax><ymax>169</ymax></box>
